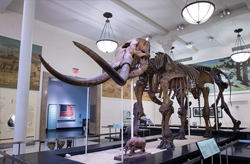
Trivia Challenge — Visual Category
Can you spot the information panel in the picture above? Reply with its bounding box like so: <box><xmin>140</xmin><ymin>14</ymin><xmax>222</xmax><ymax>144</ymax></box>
<box><xmin>196</xmin><ymin>138</ymin><xmax>220</xmax><ymax>159</ymax></box>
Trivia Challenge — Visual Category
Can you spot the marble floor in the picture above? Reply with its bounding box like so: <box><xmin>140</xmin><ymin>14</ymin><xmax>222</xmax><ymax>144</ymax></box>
<box><xmin>69</xmin><ymin>135</ymin><xmax>206</xmax><ymax>164</ymax></box>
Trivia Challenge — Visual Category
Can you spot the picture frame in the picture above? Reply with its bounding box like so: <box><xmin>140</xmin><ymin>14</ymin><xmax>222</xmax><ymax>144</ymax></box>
<box><xmin>178</xmin><ymin>108</ymin><xmax>191</xmax><ymax>118</ymax></box>
<box><xmin>209</xmin><ymin>107</ymin><xmax>223</xmax><ymax>118</ymax></box>
<box><xmin>193</xmin><ymin>107</ymin><xmax>222</xmax><ymax>118</ymax></box>
<box><xmin>193</xmin><ymin>107</ymin><xmax>203</xmax><ymax>117</ymax></box>
<box><xmin>58</xmin><ymin>104</ymin><xmax>76</xmax><ymax>120</ymax></box>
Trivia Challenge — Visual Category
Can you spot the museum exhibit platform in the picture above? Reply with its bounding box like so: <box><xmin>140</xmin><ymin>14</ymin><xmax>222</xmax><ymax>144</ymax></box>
<box><xmin>1</xmin><ymin>127</ymin><xmax>250</xmax><ymax>164</ymax></box>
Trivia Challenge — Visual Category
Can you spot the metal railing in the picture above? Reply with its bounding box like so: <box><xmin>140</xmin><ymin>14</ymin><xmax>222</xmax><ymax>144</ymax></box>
<box><xmin>0</xmin><ymin>151</ymin><xmax>29</xmax><ymax>164</ymax></box>
<box><xmin>0</xmin><ymin>132</ymin><xmax>122</xmax><ymax>163</ymax></box>
<box><xmin>183</xmin><ymin>140</ymin><xmax>239</xmax><ymax>164</ymax></box>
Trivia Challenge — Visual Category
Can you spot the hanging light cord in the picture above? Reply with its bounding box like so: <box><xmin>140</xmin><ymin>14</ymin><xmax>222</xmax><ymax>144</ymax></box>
<box><xmin>99</xmin><ymin>18</ymin><xmax>116</xmax><ymax>41</ymax></box>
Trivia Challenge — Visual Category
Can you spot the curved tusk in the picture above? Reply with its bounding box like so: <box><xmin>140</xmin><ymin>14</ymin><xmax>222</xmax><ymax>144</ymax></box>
<box><xmin>39</xmin><ymin>55</ymin><xmax>111</xmax><ymax>86</ymax></box>
<box><xmin>73</xmin><ymin>41</ymin><xmax>128</xmax><ymax>86</ymax></box>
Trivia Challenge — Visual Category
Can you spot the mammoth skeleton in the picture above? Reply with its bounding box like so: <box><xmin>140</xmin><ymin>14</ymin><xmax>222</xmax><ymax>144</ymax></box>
<box><xmin>40</xmin><ymin>38</ymin><xmax>240</xmax><ymax>149</ymax></box>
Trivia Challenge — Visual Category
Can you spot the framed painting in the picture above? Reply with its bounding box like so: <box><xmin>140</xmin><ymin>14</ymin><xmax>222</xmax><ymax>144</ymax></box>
<box><xmin>58</xmin><ymin>104</ymin><xmax>76</xmax><ymax>120</ymax></box>
<box><xmin>190</xmin><ymin>56</ymin><xmax>250</xmax><ymax>93</ymax></box>
<box><xmin>193</xmin><ymin>107</ymin><xmax>203</xmax><ymax>117</ymax></box>
<box><xmin>193</xmin><ymin>107</ymin><xmax>222</xmax><ymax>118</ymax></box>
<box><xmin>178</xmin><ymin>108</ymin><xmax>191</xmax><ymax>118</ymax></box>
<box><xmin>0</xmin><ymin>35</ymin><xmax>42</xmax><ymax>90</ymax></box>
<box><xmin>209</xmin><ymin>107</ymin><xmax>223</xmax><ymax>118</ymax></box>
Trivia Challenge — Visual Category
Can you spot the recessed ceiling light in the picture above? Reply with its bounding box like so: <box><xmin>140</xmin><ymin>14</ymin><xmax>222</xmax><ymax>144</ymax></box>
<box><xmin>186</xmin><ymin>42</ymin><xmax>193</xmax><ymax>48</ymax></box>
<box><xmin>145</xmin><ymin>36</ymin><xmax>152</xmax><ymax>41</ymax></box>
<box><xmin>177</xmin><ymin>24</ymin><xmax>185</xmax><ymax>31</ymax></box>
<box><xmin>208</xmin><ymin>36</ymin><xmax>214</xmax><ymax>42</ymax></box>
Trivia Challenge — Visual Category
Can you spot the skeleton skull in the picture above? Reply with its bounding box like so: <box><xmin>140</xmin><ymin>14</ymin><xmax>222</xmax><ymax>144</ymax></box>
<box><xmin>39</xmin><ymin>38</ymin><xmax>150</xmax><ymax>86</ymax></box>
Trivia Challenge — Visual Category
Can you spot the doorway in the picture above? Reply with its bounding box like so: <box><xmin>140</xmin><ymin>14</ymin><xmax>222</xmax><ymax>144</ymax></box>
<box><xmin>47</xmin><ymin>104</ymin><xmax>57</xmax><ymax>130</ymax></box>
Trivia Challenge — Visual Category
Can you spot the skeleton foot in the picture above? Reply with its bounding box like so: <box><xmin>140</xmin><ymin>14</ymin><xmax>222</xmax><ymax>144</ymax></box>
<box><xmin>157</xmin><ymin>137</ymin><xmax>175</xmax><ymax>149</ymax></box>
<box><xmin>203</xmin><ymin>130</ymin><xmax>213</xmax><ymax>138</ymax></box>
<box><xmin>157</xmin><ymin>137</ymin><xmax>165</xmax><ymax>148</ymax></box>
<box><xmin>233</xmin><ymin>120</ymin><xmax>241</xmax><ymax>131</ymax></box>
<box><xmin>213</xmin><ymin>122</ymin><xmax>222</xmax><ymax>130</ymax></box>
<box><xmin>175</xmin><ymin>132</ymin><xmax>186</xmax><ymax>140</ymax></box>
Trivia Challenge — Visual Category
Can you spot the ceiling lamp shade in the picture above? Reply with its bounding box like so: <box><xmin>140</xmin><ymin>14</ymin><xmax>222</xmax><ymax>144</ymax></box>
<box><xmin>96</xmin><ymin>12</ymin><xmax>118</xmax><ymax>53</ymax></box>
<box><xmin>231</xmin><ymin>28</ymin><xmax>250</xmax><ymax>63</ymax></box>
<box><xmin>181</xmin><ymin>0</ymin><xmax>215</xmax><ymax>25</ymax></box>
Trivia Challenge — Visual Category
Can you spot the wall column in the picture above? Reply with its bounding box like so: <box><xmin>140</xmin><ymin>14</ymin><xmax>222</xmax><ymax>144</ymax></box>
<box><xmin>13</xmin><ymin>0</ymin><xmax>36</xmax><ymax>155</ymax></box>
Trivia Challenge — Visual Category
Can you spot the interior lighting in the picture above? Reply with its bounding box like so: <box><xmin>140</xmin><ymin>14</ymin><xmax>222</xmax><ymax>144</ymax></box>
<box><xmin>170</xmin><ymin>46</ymin><xmax>175</xmax><ymax>59</ymax></box>
<box><xmin>96</xmin><ymin>12</ymin><xmax>118</xmax><ymax>53</ymax></box>
<box><xmin>145</xmin><ymin>36</ymin><xmax>152</xmax><ymax>41</ymax></box>
<box><xmin>181</xmin><ymin>0</ymin><xmax>215</xmax><ymax>25</ymax></box>
<box><xmin>177</xmin><ymin>24</ymin><xmax>185</xmax><ymax>31</ymax></box>
<box><xmin>220</xmin><ymin>10</ymin><xmax>230</xmax><ymax>18</ymax></box>
<box><xmin>208</xmin><ymin>36</ymin><xmax>214</xmax><ymax>42</ymax></box>
<box><xmin>186</xmin><ymin>42</ymin><xmax>193</xmax><ymax>48</ymax></box>
<box><xmin>231</xmin><ymin>28</ymin><xmax>250</xmax><ymax>63</ymax></box>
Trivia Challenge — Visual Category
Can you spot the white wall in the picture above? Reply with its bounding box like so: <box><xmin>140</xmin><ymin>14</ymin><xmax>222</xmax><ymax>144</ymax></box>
<box><xmin>100</xmin><ymin>97</ymin><xmax>162</xmax><ymax>134</ymax></box>
<box><xmin>47</xmin><ymin>80</ymin><xmax>89</xmax><ymax>128</ymax></box>
<box><xmin>0</xmin><ymin>10</ymin><xmax>105</xmax><ymax>138</ymax></box>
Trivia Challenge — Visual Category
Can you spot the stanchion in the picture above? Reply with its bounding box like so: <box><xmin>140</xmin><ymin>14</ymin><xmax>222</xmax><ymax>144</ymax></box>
<box><xmin>131</xmin><ymin>79</ymin><xmax>134</xmax><ymax>138</ymax></box>
<box><xmin>121</xmin><ymin>86</ymin><xmax>124</xmax><ymax>162</ymax></box>
<box><xmin>85</xmin><ymin>87</ymin><xmax>90</xmax><ymax>155</ymax></box>
<box><xmin>213</xmin><ymin>83</ymin><xmax>218</xmax><ymax>131</ymax></box>
<box><xmin>187</xmin><ymin>77</ymin><xmax>190</xmax><ymax>140</ymax></box>
<box><xmin>219</xmin><ymin>146</ymin><xmax>222</xmax><ymax>164</ymax></box>
<box><xmin>226</xmin><ymin>145</ymin><xmax>228</xmax><ymax>164</ymax></box>
<box><xmin>39</xmin><ymin>142</ymin><xmax>41</xmax><ymax>152</ymax></box>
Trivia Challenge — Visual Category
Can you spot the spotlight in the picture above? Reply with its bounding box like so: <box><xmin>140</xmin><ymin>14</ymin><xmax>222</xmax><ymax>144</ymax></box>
<box><xmin>145</xmin><ymin>36</ymin><xmax>152</xmax><ymax>41</ymax></box>
<box><xmin>221</xmin><ymin>10</ymin><xmax>230</xmax><ymax>18</ymax></box>
<box><xmin>208</xmin><ymin>36</ymin><xmax>214</xmax><ymax>42</ymax></box>
<box><xmin>186</xmin><ymin>42</ymin><xmax>193</xmax><ymax>48</ymax></box>
<box><xmin>177</xmin><ymin>24</ymin><xmax>184</xmax><ymax>31</ymax></box>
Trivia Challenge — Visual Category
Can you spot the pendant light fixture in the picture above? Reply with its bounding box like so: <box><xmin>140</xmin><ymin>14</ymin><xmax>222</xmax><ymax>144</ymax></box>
<box><xmin>231</xmin><ymin>28</ymin><xmax>250</xmax><ymax>63</ymax></box>
<box><xmin>96</xmin><ymin>12</ymin><xmax>118</xmax><ymax>53</ymax></box>
<box><xmin>181</xmin><ymin>0</ymin><xmax>215</xmax><ymax>25</ymax></box>
<box><xmin>170</xmin><ymin>46</ymin><xmax>175</xmax><ymax>60</ymax></box>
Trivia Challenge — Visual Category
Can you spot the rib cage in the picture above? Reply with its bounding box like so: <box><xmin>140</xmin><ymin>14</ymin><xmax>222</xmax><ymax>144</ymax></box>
<box><xmin>148</xmin><ymin>53</ymin><xmax>201</xmax><ymax>103</ymax></box>
<box><xmin>175</xmin><ymin>62</ymin><xmax>200</xmax><ymax>88</ymax></box>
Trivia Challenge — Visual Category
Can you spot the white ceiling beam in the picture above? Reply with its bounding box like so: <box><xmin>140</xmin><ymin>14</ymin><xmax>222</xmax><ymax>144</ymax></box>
<box><xmin>245</xmin><ymin>1</ymin><xmax>250</xmax><ymax>9</ymax></box>
<box><xmin>155</xmin><ymin>35</ymin><xmax>198</xmax><ymax>54</ymax></box>
<box><xmin>110</xmin><ymin>0</ymin><xmax>168</xmax><ymax>35</ymax></box>
<box><xmin>0</xmin><ymin>0</ymin><xmax>12</xmax><ymax>14</ymax></box>
<box><xmin>41</xmin><ymin>0</ymin><xmax>133</xmax><ymax>40</ymax></box>
<box><xmin>171</xmin><ymin>0</ymin><xmax>186</xmax><ymax>9</ymax></box>
<box><xmin>154</xmin><ymin>6</ymin><xmax>250</xmax><ymax>52</ymax></box>
<box><xmin>163</xmin><ymin>6</ymin><xmax>250</xmax><ymax>38</ymax></box>
<box><xmin>205</xmin><ymin>27</ymin><xmax>228</xmax><ymax>46</ymax></box>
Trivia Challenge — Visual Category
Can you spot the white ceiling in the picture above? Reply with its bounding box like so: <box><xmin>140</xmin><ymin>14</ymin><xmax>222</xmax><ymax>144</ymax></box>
<box><xmin>1</xmin><ymin>0</ymin><xmax>250</xmax><ymax>59</ymax></box>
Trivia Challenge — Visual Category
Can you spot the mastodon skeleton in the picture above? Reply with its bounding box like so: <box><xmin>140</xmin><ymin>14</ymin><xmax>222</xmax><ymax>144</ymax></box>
<box><xmin>192</xmin><ymin>65</ymin><xmax>241</xmax><ymax>131</ymax></box>
<box><xmin>39</xmin><ymin>38</ymin><xmax>240</xmax><ymax>150</ymax></box>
